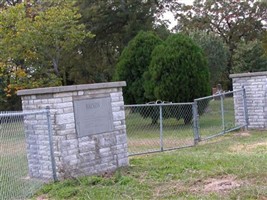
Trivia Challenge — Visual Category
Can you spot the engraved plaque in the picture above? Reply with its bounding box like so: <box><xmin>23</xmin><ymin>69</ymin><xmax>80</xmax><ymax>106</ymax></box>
<box><xmin>74</xmin><ymin>97</ymin><xmax>114</xmax><ymax>137</ymax></box>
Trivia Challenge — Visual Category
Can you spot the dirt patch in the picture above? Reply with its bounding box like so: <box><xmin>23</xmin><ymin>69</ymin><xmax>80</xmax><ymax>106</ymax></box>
<box><xmin>233</xmin><ymin>131</ymin><xmax>251</xmax><ymax>137</ymax></box>
<box><xmin>152</xmin><ymin>175</ymin><xmax>243</xmax><ymax>198</ymax></box>
<box><xmin>203</xmin><ymin>176</ymin><xmax>241</xmax><ymax>193</ymax></box>
<box><xmin>36</xmin><ymin>194</ymin><xmax>49</xmax><ymax>200</ymax></box>
<box><xmin>229</xmin><ymin>142</ymin><xmax>267</xmax><ymax>153</ymax></box>
<box><xmin>192</xmin><ymin>175</ymin><xmax>242</xmax><ymax>194</ymax></box>
<box><xmin>247</xmin><ymin>142</ymin><xmax>267</xmax><ymax>150</ymax></box>
<box><xmin>152</xmin><ymin>181</ymin><xmax>186</xmax><ymax>199</ymax></box>
<box><xmin>128</xmin><ymin>138</ymin><xmax>193</xmax><ymax>148</ymax></box>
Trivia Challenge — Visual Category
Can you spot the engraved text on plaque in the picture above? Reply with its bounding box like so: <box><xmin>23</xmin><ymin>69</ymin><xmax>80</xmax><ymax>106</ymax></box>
<box><xmin>74</xmin><ymin>97</ymin><xmax>113</xmax><ymax>137</ymax></box>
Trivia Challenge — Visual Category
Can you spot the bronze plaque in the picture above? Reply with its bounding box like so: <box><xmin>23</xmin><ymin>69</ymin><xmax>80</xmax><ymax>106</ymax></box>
<box><xmin>74</xmin><ymin>97</ymin><xmax>113</xmax><ymax>137</ymax></box>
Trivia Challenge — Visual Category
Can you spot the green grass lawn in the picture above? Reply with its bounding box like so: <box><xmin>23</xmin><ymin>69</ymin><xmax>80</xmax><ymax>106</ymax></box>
<box><xmin>34</xmin><ymin>131</ymin><xmax>267</xmax><ymax>200</ymax></box>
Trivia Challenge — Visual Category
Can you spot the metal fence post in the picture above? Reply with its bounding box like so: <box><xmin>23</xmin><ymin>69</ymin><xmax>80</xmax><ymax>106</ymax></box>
<box><xmin>193</xmin><ymin>101</ymin><xmax>200</xmax><ymax>145</ymax></box>
<box><xmin>46</xmin><ymin>106</ymin><xmax>58</xmax><ymax>181</ymax></box>
<box><xmin>159</xmin><ymin>104</ymin><xmax>163</xmax><ymax>151</ymax></box>
<box><xmin>220</xmin><ymin>91</ymin><xmax>225</xmax><ymax>133</ymax></box>
<box><xmin>242</xmin><ymin>86</ymin><xmax>249</xmax><ymax>131</ymax></box>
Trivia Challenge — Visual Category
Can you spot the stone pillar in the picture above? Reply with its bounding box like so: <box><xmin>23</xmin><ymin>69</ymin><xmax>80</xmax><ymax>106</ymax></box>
<box><xmin>230</xmin><ymin>72</ymin><xmax>267</xmax><ymax>129</ymax></box>
<box><xmin>17</xmin><ymin>82</ymin><xmax>128</xmax><ymax>180</ymax></box>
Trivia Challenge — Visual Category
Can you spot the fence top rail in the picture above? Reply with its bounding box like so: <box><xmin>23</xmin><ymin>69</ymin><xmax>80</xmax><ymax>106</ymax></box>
<box><xmin>0</xmin><ymin>110</ymin><xmax>48</xmax><ymax>117</ymax></box>
<box><xmin>124</xmin><ymin>102</ymin><xmax>194</xmax><ymax>107</ymax></box>
<box><xmin>194</xmin><ymin>89</ymin><xmax>243</xmax><ymax>101</ymax></box>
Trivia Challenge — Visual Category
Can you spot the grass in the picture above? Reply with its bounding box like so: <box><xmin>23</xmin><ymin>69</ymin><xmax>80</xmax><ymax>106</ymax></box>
<box><xmin>0</xmin><ymin>98</ymin><xmax>251</xmax><ymax>199</ymax></box>
<box><xmin>0</xmin><ymin>121</ymin><xmax>45</xmax><ymax>200</ymax></box>
<box><xmin>126</xmin><ymin>98</ymin><xmax>237</xmax><ymax>155</ymax></box>
<box><xmin>34</xmin><ymin>131</ymin><xmax>267</xmax><ymax>200</ymax></box>
<box><xmin>198</xmin><ymin>98</ymin><xmax>235</xmax><ymax>138</ymax></box>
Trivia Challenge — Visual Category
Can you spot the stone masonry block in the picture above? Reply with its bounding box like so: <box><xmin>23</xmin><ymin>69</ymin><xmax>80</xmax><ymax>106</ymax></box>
<box><xmin>112</xmin><ymin>101</ymin><xmax>124</xmax><ymax>107</ymax></box>
<box><xmin>116</xmin><ymin>134</ymin><xmax>127</xmax><ymax>144</ymax></box>
<box><xmin>111</xmin><ymin>97</ymin><xmax>120</xmax><ymax>102</ymax></box>
<box><xmin>53</xmin><ymin>92</ymin><xmax>74</xmax><ymax>98</ymax></box>
<box><xmin>18</xmin><ymin>82</ymin><xmax>128</xmax><ymax>180</ymax></box>
<box><xmin>62</xmin><ymin>97</ymin><xmax>73</xmax><ymax>102</ymax></box>
<box><xmin>78</xmin><ymin>152</ymin><xmax>96</xmax><ymax>162</ymax></box>
<box><xmin>56</xmin><ymin>129</ymin><xmax>76</xmax><ymax>136</ymax></box>
<box><xmin>113</xmin><ymin>121</ymin><xmax>122</xmax><ymax>126</ymax></box>
<box><xmin>99</xmin><ymin>136</ymin><xmax>117</xmax><ymax>148</ymax></box>
<box><xmin>48</xmin><ymin>98</ymin><xmax>62</xmax><ymax>104</ymax></box>
<box><xmin>54</xmin><ymin>102</ymin><xmax>73</xmax><ymax>109</ymax></box>
<box><xmin>61</xmin><ymin>139</ymin><xmax>78</xmax><ymax>149</ymax></box>
<box><xmin>78</xmin><ymin>91</ymin><xmax>84</xmax><ymax>95</ymax></box>
<box><xmin>112</xmin><ymin>106</ymin><xmax>121</xmax><ymax>112</ymax></box>
<box><xmin>231</xmin><ymin>72</ymin><xmax>267</xmax><ymax>130</ymax></box>
<box><xmin>99</xmin><ymin>147</ymin><xmax>111</xmax><ymax>154</ymax></box>
<box><xmin>113</xmin><ymin>111</ymin><xmax>125</xmax><ymax>121</ymax></box>
<box><xmin>118</xmin><ymin>158</ymin><xmax>129</xmax><ymax>167</ymax></box>
<box><xmin>114</xmin><ymin>125</ymin><xmax>126</xmax><ymax>130</ymax></box>
<box><xmin>110</xmin><ymin>92</ymin><xmax>123</xmax><ymax>98</ymax></box>
<box><xmin>79</xmin><ymin>142</ymin><xmax>95</xmax><ymax>152</ymax></box>
<box><xmin>66</xmin><ymin>134</ymin><xmax>77</xmax><ymax>140</ymax></box>
<box><xmin>66</xmin><ymin>123</ymin><xmax>75</xmax><ymax>129</ymax></box>
<box><xmin>56</xmin><ymin>113</ymin><xmax>74</xmax><ymax>124</ymax></box>
<box><xmin>63</xmin><ymin>107</ymin><xmax>74</xmax><ymax>113</ymax></box>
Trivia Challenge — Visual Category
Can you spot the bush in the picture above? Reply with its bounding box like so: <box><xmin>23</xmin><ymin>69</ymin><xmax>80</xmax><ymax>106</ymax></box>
<box><xmin>113</xmin><ymin>31</ymin><xmax>163</xmax><ymax>104</ymax></box>
<box><xmin>144</xmin><ymin>33</ymin><xmax>210</xmax><ymax>124</ymax></box>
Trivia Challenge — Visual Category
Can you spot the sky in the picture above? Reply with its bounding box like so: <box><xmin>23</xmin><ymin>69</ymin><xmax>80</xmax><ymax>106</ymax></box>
<box><xmin>179</xmin><ymin>0</ymin><xmax>194</xmax><ymax>4</ymax></box>
<box><xmin>164</xmin><ymin>0</ymin><xmax>193</xmax><ymax>29</ymax></box>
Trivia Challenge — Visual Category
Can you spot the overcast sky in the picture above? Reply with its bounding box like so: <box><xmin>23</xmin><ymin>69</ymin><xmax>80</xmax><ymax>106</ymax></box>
<box><xmin>179</xmin><ymin>0</ymin><xmax>193</xmax><ymax>4</ymax></box>
<box><xmin>164</xmin><ymin>0</ymin><xmax>193</xmax><ymax>29</ymax></box>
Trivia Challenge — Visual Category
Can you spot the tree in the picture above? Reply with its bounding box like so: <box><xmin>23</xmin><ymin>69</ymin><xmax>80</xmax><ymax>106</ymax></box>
<box><xmin>144</xmin><ymin>33</ymin><xmax>210</xmax><ymax>124</ymax></box>
<box><xmin>232</xmin><ymin>40</ymin><xmax>267</xmax><ymax>73</ymax></box>
<box><xmin>114</xmin><ymin>31</ymin><xmax>163</xmax><ymax>104</ymax></box>
<box><xmin>189</xmin><ymin>30</ymin><xmax>229</xmax><ymax>87</ymax></box>
<box><xmin>145</xmin><ymin>33</ymin><xmax>210</xmax><ymax>102</ymax></box>
<box><xmin>22</xmin><ymin>0</ymin><xmax>94</xmax><ymax>85</ymax></box>
<box><xmin>0</xmin><ymin>1</ymin><xmax>92</xmax><ymax>110</ymax></box>
<box><xmin>70</xmin><ymin>0</ymin><xmax>171</xmax><ymax>84</ymax></box>
<box><xmin>0</xmin><ymin>0</ymin><xmax>93</xmax><ymax>83</ymax></box>
<box><xmin>0</xmin><ymin>3</ymin><xmax>57</xmax><ymax>110</ymax></box>
<box><xmin>174</xmin><ymin>0</ymin><xmax>267</xmax><ymax>88</ymax></box>
<box><xmin>261</xmin><ymin>30</ymin><xmax>267</xmax><ymax>56</ymax></box>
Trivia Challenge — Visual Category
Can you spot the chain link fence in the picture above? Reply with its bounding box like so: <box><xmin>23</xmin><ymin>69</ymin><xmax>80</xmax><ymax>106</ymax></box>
<box><xmin>0</xmin><ymin>89</ymin><xmax>248</xmax><ymax>197</ymax></box>
<box><xmin>125</xmin><ymin>89</ymin><xmax>248</xmax><ymax>156</ymax></box>
<box><xmin>195</xmin><ymin>89</ymin><xmax>247</xmax><ymax>141</ymax></box>
<box><xmin>124</xmin><ymin>102</ymin><xmax>195</xmax><ymax>155</ymax></box>
<box><xmin>0</xmin><ymin>110</ymin><xmax>52</xmax><ymax>200</ymax></box>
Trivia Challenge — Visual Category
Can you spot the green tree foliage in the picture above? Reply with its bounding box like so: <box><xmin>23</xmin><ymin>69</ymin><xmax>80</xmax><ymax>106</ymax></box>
<box><xmin>0</xmin><ymin>0</ymin><xmax>92</xmax><ymax>110</ymax></box>
<box><xmin>145</xmin><ymin>34</ymin><xmax>210</xmax><ymax>102</ymax></box>
<box><xmin>144</xmin><ymin>34</ymin><xmax>210</xmax><ymax>124</ymax></box>
<box><xmin>174</xmin><ymin>0</ymin><xmax>267</xmax><ymax>88</ymax></box>
<box><xmin>232</xmin><ymin>40</ymin><xmax>267</xmax><ymax>73</ymax></box>
<box><xmin>70</xmin><ymin>0</ymin><xmax>171</xmax><ymax>84</ymax></box>
<box><xmin>0</xmin><ymin>3</ymin><xmax>56</xmax><ymax>110</ymax></box>
<box><xmin>261</xmin><ymin>30</ymin><xmax>267</xmax><ymax>55</ymax></box>
<box><xmin>23</xmin><ymin>0</ymin><xmax>93</xmax><ymax>85</ymax></box>
<box><xmin>114</xmin><ymin>31</ymin><xmax>163</xmax><ymax>104</ymax></box>
<box><xmin>189</xmin><ymin>30</ymin><xmax>229</xmax><ymax>87</ymax></box>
